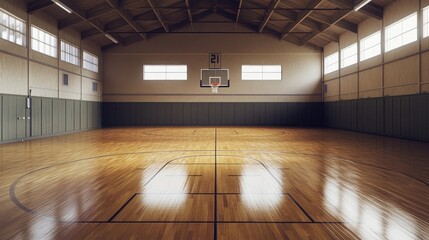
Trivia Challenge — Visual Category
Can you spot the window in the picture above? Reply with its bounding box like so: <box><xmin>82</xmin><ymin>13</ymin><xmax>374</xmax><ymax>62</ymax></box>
<box><xmin>385</xmin><ymin>13</ymin><xmax>417</xmax><ymax>52</ymax></box>
<box><xmin>341</xmin><ymin>43</ymin><xmax>357</xmax><ymax>68</ymax></box>
<box><xmin>0</xmin><ymin>8</ymin><xmax>25</xmax><ymax>46</ymax></box>
<box><xmin>360</xmin><ymin>31</ymin><xmax>381</xmax><ymax>61</ymax></box>
<box><xmin>324</xmin><ymin>52</ymin><xmax>339</xmax><ymax>74</ymax></box>
<box><xmin>424</xmin><ymin>7</ymin><xmax>429</xmax><ymax>38</ymax></box>
<box><xmin>241</xmin><ymin>65</ymin><xmax>282</xmax><ymax>80</ymax></box>
<box><xmin>143</xmin><ymin>65</ymin><xmax>187</xmax><ymax>80</ymax></box>
<box><xmin>61</xmin><ymin>41</ymin><xmax>79</xmax><ymax>66</ymax></box>
<box><xmin>31</xmin><ymin>26</ymin><xmax>57</xmax><ymax>58</ymax></box>
<box><xmin>83</xmin><ymin>51</ymin><xmax>98</xmax><ymax>73</ymax></box>
<box><xmin>63</xmin><ymin>73</ymin><xmax>69</xmax><ymax>86</ymax></box>
<box><xmin>92</xmin><ymin>82</ymin><xmax>98</xmax><ymax>92</ymax></box>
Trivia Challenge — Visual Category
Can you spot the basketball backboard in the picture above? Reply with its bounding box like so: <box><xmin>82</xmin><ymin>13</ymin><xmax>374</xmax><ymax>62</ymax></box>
<box><xmin>200</xmin><ymin>69</ymin><xmax>230</xmax><ymax>87</ymax></box>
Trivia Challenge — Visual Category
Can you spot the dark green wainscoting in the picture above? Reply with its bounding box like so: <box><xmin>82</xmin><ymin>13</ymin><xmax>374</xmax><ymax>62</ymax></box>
<box><xmin>324</xmin><ymin>94</ymin><xmax>429</xmax><ymax>141</ymax></box>
<box><xmin>0</xmin><ymin>94</ymin><xmax>101</xmax><ymax>143</ymax></box>
<box><xmin>102</xmin><ymin>102</ymin><xmax>324</xmax><ymax>127</ymax></box>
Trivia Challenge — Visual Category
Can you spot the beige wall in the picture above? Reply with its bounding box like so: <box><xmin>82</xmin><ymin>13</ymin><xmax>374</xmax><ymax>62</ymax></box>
<box><xmin>0</xmin><ymin>52</ymin><xmax>28</xmax><ymax>95</ymax></box>
<box><xmin>0</xmin><ymin>1</ymin><xmax>101</xmax><ymax>101</ymax></box>
<box><xmin>103</xmin><ymin>33</ymin><xmax>322</xmax><ymax>102</ymax></box>
<box><xmin>324</xmin><ymin>0</ymin><xmax>429</xmax><ymax>101</ymax></box>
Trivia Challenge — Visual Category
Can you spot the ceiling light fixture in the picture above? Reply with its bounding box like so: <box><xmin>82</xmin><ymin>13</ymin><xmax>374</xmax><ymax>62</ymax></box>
<box><xmin>354</xmin><ymin>0</ymin><xmax>371</xmax><ymax>11</ymax></box>
<box><xmin>51</xmin><ymin>0</ymin><xmax>73</xmax><ymax>14</ymax></box>
<box><xmin>105</xmin><ymin>34</ymin><xmax>119</xmax><ymax>44</ymax></box>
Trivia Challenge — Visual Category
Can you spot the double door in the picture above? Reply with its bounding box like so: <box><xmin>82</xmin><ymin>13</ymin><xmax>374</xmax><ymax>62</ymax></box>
<box><xmin>1</xmin><ymin>95</ymin><xmax>30</xmax><ymax>141</ymax></box>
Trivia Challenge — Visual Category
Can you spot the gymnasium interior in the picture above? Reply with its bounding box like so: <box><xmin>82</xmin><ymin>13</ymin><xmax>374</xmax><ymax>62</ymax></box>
<box><xmin>0</xmin><ymin>0</ymin><xmax>428</xmax><ymax>239</ymax></box>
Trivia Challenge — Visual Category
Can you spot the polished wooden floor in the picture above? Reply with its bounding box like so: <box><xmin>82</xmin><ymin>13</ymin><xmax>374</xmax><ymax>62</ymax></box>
<box><xmin>0</xmin><ymin>127</ymin><xmax>428</xmax><ymax>239</ymax></box>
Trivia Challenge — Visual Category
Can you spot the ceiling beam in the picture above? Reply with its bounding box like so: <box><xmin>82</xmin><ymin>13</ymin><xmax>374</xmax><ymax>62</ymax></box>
<box><xmin>236</xmin><ymin>0</ymin><xmax>243</xmax><ymax>23</ymax></box>
<box><xmin>28</xmin><ymin>0</ymin><xmax>54</xmax><ymax>14</ymax></box>
<box><xmin>59</xmin><ymin>2</ymin><xmax>113</xmax><ymax>29</ymax></box>
<box><xmin>147</xmin><ymin>0</ymin><xmax>169</xmax><ymax>32</ymax></box>
<box><xmin>274</xmin><ymin>9</ymin><xmax>327</xmax><ymax>34</ymax></box>
<box><xmin>329</xmin><ymin>0</ymin><xmax>383</xmax><ymax>20</ymax></box>
<box><xmin>301</xmin><ymin>0</ymin><xmax>360</xmax><ymax>45</ymax></box>
<box><xmin>106</xmin><ymin>0</ymin><xmax>147</xmax><ymax>40</ymax></box>
<box><xmin>52</xmin><ymin>0</ymin><xmax>123</xmax><ymax>44</ymax></box>
<box><xmin>280</xmin><ymin>0</ymin><xmax>324</xmax><ymax>40</ymax></box>
<box><xmin>185</xmin><ymin>0</ymin><xmax>193</xmax><ymax>24</ymax></box>
<box><xmin>360</xmin><ymin>2</ymin><xmax>383</xmax><ymax>20</ymax></box>
<box><xmin>82</xmin><ymin>18</ymin><xmax>127</xmax><ymax>39</ymax></box>
<box><xmin>258</xmin><ymin>0</ymin><xmax>280</xmax><ymax>33</ymax></box>
<box><xmin>59</xmin><ymin>1</ymin><xmax>148</xmax><ymax>29</ymax></box>
<box><xmin>308</xmin><ymin>12</ymin><xmax>357</xmax><ymax>33</ymax></box>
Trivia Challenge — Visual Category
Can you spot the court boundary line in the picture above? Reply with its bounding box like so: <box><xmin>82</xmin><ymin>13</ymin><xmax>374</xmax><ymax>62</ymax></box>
<box><xmin>108</xmin><ymin>193</ymin><xmax>138</xmax><ymax>222</ymax></box>
<box><xmin>9</xmin><ymin>149</ymin><xmax>427</xmax><ymax>224</ymax></box>
<box><xmin>214</xmin><ymin>128</ymin><xmax>218</xmax><ymax>240</ymax></box>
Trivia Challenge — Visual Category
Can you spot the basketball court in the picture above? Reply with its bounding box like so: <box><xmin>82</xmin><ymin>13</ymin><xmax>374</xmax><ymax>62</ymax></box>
<box><xmin>1</xmin><ymin>0</ymin><xmax>429</xmax><ymax>239</ymax></box>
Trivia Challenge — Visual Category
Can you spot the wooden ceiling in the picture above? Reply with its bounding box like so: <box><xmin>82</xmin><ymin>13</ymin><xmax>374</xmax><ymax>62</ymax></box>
<box><xmin>27</xmin><ymin>0</ymin><xmax>396</xmax><ymax>50</ymax></box>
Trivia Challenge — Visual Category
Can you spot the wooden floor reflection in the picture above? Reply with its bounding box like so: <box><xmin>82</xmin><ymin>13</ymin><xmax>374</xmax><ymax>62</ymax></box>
<box><xmin>0</xmin><ymin>127</ymin><xmax>428</xmax><ymax>239</ymax></box>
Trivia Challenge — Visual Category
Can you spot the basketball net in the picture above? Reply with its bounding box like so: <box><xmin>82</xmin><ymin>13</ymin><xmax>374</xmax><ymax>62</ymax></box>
<box><xmin>210</xmin><ymin>82</ymin><xmax>220</xmax><ymax>93</ymax></box>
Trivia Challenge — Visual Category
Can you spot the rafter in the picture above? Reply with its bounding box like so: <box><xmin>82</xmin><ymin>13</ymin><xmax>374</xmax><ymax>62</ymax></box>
<box><xmin>280</xmin><ymin>0</ymin><xmax>324</xmax><ymax>40</ymax></box>
<box><xmin>106</xmin><ymin>0</ymin><xmax>147</xmax><ymax>40</ymax></box>
<box><xmin>50</xmin><ymin>0</ymin><xmax>123</xmax><ymax>44</ymax></box>
<box><xmin>185</xmin><ymin>0</ymin><xmax>193</xmax><ymax>23</ymax></box>
<box><xmin>28</xmin><ymin>0</ymin><xmax>54</xmax><ymax>14</ymax></box>
<box><xmin>112</xmin><ymin>9</ymin><xmax>214</xmax><ymax>49</ymax></box>
<box><xmin>301</xmin><ymin>0</ymin><xmax>361</xmax><ymax>45</ymax></box>
<box><xmin>309</xmin><ymin>12</ymin><xmax>357</xmax><ymax>33</ymax></box>
<box><xmin>59</xmin><ymin>2</ymin><xmax>112</xmax><ymax>29</ymax></box>
<box><xmin>59</xmin><ymin>1</ymin><xmax>149</xmax><ymax>29</ymax></box>
<box><xmin>236</xmin><ymin>0</ymin><xmax>243</xmax><ymax>23</ymax></box>
<box><xmin>274</xmin><ymin>8</ymin><xmax>326</xmax><ymax>34</ymax></box>
<box><xmin>147</xmin><ymin>0</ymin><xmax>169</xmax><ymax>32</ymax></box>
<box><xmin>82</xmin><ymin>18</ymin><xmax>127</xmax><ymax>39</ymax></box>
<box><xmin>258</xmin><ymin>0</ymin><xmax>280</xmax><ymax>33</ymax></box>
<box><xmin>360</xmin><ymin>2</ymin><xmax>383</xmax><ymax>20</ymax></box>
<box><xmin>328</xmin><ymin>0</ymin><xmax>383</xmax><ymax>20</ymax></box>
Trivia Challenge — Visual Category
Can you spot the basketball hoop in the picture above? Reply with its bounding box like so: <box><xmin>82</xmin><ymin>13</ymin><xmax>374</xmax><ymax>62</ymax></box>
<box><xmin>210</xmin><ymin>82</ymin><xmax>220</xmax><ymax>93</ymax></box>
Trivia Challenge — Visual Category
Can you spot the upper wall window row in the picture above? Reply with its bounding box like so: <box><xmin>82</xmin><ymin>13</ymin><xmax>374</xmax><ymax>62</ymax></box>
<box><xmin>143</xmin><ymin>65</ymin><xmax>187</xmax><ymax>80</ymax></box>
<box><xmin>61</xmin><ymin>41</ymin><xmax>80</xmax><ymax>66</ymax></box>
<box><xmin>360</xmin><ymin>31</ymin><xmax>381</xmax><ymax>61</ymax></box>
<box><xmin>31</xmin><ymin>26</ymin><xmax>57</xmax><ymax>58</ymax></box>
<box><xmin>242</xmin><ymin>65</ymin><xmax>282</xmax><ymax>80</ymax></box>
<box><xmin>0</xmin><ymin>8</ymin><xmax>25</xmax><ymax>46</ymax></box>
<box><xmin>324</xmin><ymin>52</ymin><xmax>338</xmax><ymax>74</ymax></box>
<box><xmin>385</xmin><ymin>12</ymin><xmax>417</xmax><ymax>52</ymax></box>
<box><xmin>341</xmin><ymin>43</ymin><xmax>357</xmax><ymax>68</ymax></box>
<box><xmin>424</xmin><ymin>7</ymin><xmax>429</xmax><ymax>38</ymax></box>
<box><xmin>83</xmin><ymin>51</ymin><xmax>99</xmax><ymax>73</ymax></box>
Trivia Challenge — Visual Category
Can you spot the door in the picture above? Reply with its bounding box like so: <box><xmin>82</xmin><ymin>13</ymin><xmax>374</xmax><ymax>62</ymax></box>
<box><xmin>16</xmin><ymin>96</ymin><xmax>27</xmax><ymax>140</ymax></box>
<box><xmin>1</xmin><ymin>95</ymin><xmax>29</xmax><ymax>141</ymax></box>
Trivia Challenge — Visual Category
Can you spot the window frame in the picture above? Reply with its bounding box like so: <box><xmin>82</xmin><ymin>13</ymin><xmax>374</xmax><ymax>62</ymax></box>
<box><xmin>340</xmin><ymin>43</ymin><xmax>358</xmax><ymax>68</ymax></box>
<box><xmin>360</xmin><ymin>31</ymin><xmax>381</xmax><ymax>62</ymax></box>
<box><xmin>385</xmin><ymin>12</ymin><xmax>418</xmax><ymax>52</ymax></box>
<box><xmin>60</xmin><ymin>40</ymin><xmax>80</xmax><ymax>66</ymax></box>
<box><xmin>324</xmin><ymin>52</ymin><xmax>339</xmax><ymax>75</ymax></box>
<box><xmin>31</xmin><ymin>25</ymin><xmax>57</xmax><ymax>58</ymax></box>
<box><xmin>143</xmin><ymin>65</ymin><xmax>188</xmax><ymax>81</ymax></box>
<box><xmin>241</xmin><ymin>65</ymin><xmax>282</xmax><ymax>81</ymax></box>
<box><xmin>423</xmin><ymin>6</ymin><xmax>429</xmax><ymax>38</ymax></box>
<box><xmin>83</xmin><ymin>51</ymin><xmax>99</xmax><ymax>73</ymax></box>
<box><xmin>0</xmin><ymin>8</ymin><xmax>26</xmax><ymax>46</ymax></box>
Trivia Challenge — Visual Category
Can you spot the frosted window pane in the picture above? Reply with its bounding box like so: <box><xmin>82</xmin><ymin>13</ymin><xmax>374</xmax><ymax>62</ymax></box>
<box><xmin>385</xmin><ymin>13</ymin><xmax>417</xmax><ymax>52</ymax></box>
<box><xmin>242</xmin><ymin>72</ymin><xmax>263</xmax><ymax>80</ymax></box>
<box><xmin>145</xmin><ymin>73</ymin><xmax>166</xmax><ymax>80</ymax></box>
<box><xmin>166</xmin><ymin>72</ymin><xmax>187</xmax><ymax>80</ymax></box>
<box><xmin>166</xmin><ymin>65</ymin><xmax>187</xmax><ymax>72</ymax></box>
<box><xmin>145</xmin><ymin>65</ymin><xmax>166</xmax><ymax>72</ymax></box>
<box><xmin>263</xmin><ymin>72</ymin><xmax>281</xmax><ymax>80</ymax></box>
<box><xmin>242</xmin><ymin>65</ymin><xmax>263</xmax><ymax>73</ymax></box>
